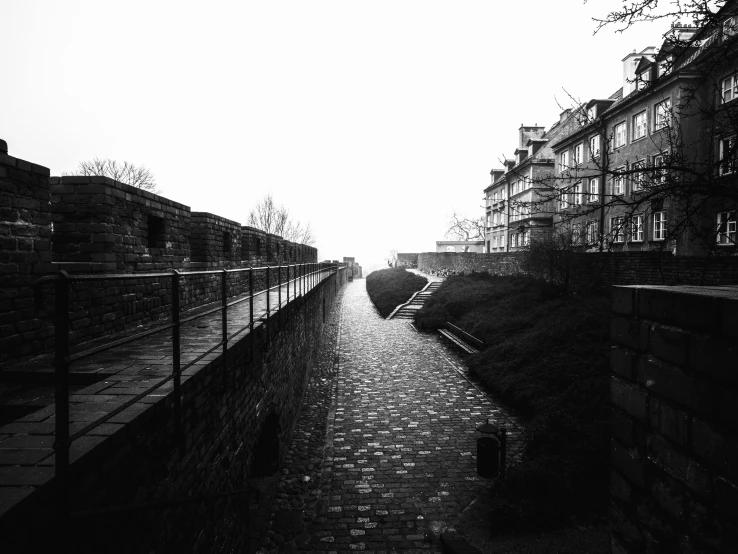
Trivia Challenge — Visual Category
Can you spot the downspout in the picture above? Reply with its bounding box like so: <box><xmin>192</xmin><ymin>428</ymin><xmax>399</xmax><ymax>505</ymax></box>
<box><xmin>599</xmin><ymin>123</ymin><xmax>607</xmax><ymax>252</ymax></box>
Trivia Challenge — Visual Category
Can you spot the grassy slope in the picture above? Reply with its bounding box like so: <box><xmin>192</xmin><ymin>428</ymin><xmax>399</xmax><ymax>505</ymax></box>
<box><xmin>414</xmin><ymin>273</ymin><xmax>611</xmax><ymax>530</ymax></box>
<box><xmin>365</xmin><ymin>268</ymin><xmax>428</xmax><ymax>318</ymax></box>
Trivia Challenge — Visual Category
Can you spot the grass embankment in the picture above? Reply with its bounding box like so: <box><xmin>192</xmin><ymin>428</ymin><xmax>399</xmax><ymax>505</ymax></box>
<box><xmin>365</xmin><ymin>268</ymin><xmax>428</xmax><ymax>318</ymax></box>
<box><xmin>414</xmin><ymin>273</ymin><xmax>610</xmax><ymax>531</ymax></box>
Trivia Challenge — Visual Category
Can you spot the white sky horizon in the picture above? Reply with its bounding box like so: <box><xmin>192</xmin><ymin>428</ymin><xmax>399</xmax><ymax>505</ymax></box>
<box><xmin>2</xmin><ymin>0</ymin><xmax>671</xmax><ymax>276</ymax></box>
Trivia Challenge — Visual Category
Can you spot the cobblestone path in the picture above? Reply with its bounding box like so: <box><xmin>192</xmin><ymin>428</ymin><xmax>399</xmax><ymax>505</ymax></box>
<box><xmin>261</xmin><ymin>279</ymin><xmax>524</xmax><ymax>553</ymax></box>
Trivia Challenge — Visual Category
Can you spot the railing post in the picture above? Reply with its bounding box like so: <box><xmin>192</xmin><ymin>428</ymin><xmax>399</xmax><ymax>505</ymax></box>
<box><xmin>249</xmin><ymin>266</ymin><xmax>254</xmax><ymax>361</ymax></box>
<box><xmin>266</xmin><ymin>265</ymin><xmax>270</xmax><ymax>344</ymax></box>
<box><xmin>277</xmin><ymin>264</ymin><xmax>282</xmax><ymax>330</ymax></box>
<box><xmin>54</xmin><ymin>271</ymin><xmax>70</xmax><ymax>543</ymax></box>
<box><xmin>221</xmin><ymin>269</ymin><xmax>228</xmax><ymax>379</ymax></box>
<box><xmin>286</xmin><ymin>264</ymin><xmax>290</xmax><ymax>307</ymax></box>
<box><xmin>172</xmin><ymin>270</ymin><xmax>182</xmax><ymax>441</ymax></box>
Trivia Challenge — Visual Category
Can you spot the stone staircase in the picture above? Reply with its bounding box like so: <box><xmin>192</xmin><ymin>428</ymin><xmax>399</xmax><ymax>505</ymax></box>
<box><xmin>388</xmin><ymin>281</ymin><xmax>442</xmax><ymax>320</ymax></box>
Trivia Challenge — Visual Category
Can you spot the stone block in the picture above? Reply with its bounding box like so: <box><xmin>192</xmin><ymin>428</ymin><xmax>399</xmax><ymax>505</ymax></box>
<box><xmin>650</xmin><ymin>324</ymin><xmax>690</xmax><ymax>366</ymax></box>
<box><xmin>638</xmin><ymin>356</ymin><xmax>715</xmax><ymax>417</ymax></box>
<box><xmin>647</xmin><ymin>396</ymin><xmax>690</xmax><ymax>448</ymax></box>
<box><xmin>690</xmin><ymin>336</ymin><xmax>737</xmax><ymax>386</ymax></box>
<box><xmin>611</xmin><ymin>346</ymin><xmax>637</xmax><ymax>380</ymax></box>
<box><xmin>611</xmin><ymin>438</ymin><xmax>646</xmax><ymax>489</ymax></box>
<box><xmin>646</xmin><ymin>434</ymin><xmax>711</xmax><ymax>495</ymax></box>
<box><xmin>691</xmin><ymin>418</ymin><xmax>738</xmax><ymax>480</ymax></box>
<box><xmin>611</xmin><ymin>376</ymin><xmax>648</xmax><ymax>422</ymax></box>
<box><xmin>611</xmin><ymin>316</ymin><xmax>649</xmax><ymax>351</ymax></box>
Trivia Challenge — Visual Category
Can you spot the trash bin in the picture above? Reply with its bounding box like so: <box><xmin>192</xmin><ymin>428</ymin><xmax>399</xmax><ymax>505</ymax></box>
<box><xmin>476</xmin><ymin>419</ymin><xmax>500</xmax><ymax>478</ymax></box>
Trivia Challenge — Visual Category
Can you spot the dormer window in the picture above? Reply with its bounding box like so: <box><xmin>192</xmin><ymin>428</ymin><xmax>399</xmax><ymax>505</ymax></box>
<box><xmin>587</xmin><ymin>106</ymin><xmax>596</xmax><ymax>121</ymax></box>
<box><xmin>724</xmin><ymin>16</ymin><xmax>738</xmax><ymax>38</ymax></box>
<box><xmin>637</xmin><ymin>70</ymin><xmax>650</xmax><ymax>90</ymax></box>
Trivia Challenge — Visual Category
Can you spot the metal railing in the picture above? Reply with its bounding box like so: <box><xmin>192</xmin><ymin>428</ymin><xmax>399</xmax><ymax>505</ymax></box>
<box><xmin>35</xmin><ymin>261</ymin><xmax>345</xmax><ymax>527</ymax></box>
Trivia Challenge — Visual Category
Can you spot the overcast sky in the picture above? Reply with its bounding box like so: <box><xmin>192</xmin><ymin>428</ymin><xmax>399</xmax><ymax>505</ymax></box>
<box><xmin>2</xmin><ymin>1</ymin><xmax>669</xmax><ymax>274</ymax></box>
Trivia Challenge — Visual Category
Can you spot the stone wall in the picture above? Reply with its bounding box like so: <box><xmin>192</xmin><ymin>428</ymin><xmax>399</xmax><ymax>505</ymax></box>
<box><xmin>0</xmin><ymin>139</ymin><xmax>319</xmax><ymax>364</ymax></box>
<box><xmin>609</xmin><ymin>285</ymin><xmax>738</xmax><ymax>553</ymax></box>
<box><xmin>417</xmin><ymin>251</ymin><xmax>738</xmax><ymax>290</ymax></box>
<box><xmin>50</xmin><ymin>176</ymin><xmax>191</xmax><ymax>272</ymax></box>
<box><xmin>0</xmin><ymin>141</ymin><xmax>53</xmax><ymax>359</ymax></box>
<box><xmin>396</xmin><ymin>253</ymin><xmax>418</xmax><ymax>268</ymax></box>
<box><xmin>1</xmin><ymin>267</ymin><xmax>349</xmax><ymax>553</ymax></box>
<box><xmin>190</xmin><ymin>212</ymin><xmax>242</xmax><ymax>268</ymax></box>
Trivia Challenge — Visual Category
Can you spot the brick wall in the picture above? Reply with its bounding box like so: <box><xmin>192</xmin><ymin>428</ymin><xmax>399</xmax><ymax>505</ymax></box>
<box><xmin>50</xmin><ymin>176</ymin><xmax>191</xmax><ymax>272</ymax></box>
<box><xmin>190</xmin><ymin>212</ymin><xmax>242</xmax><ymax>268</ymax></box>
<box><xmin>0</xmin><ymin>142</ymin><xmax>53</xmax><ymax>359</ymax></box>
<box><xmin>610</xmin><ymin>285</ymin><xmax>738</xmax><ymax>553</ymax></box>
<box><xmin>1</xmin><ymin>267</ymin><xmax>349</xmax><ymax>553</ymax></box>
<box><xmin>417</xmin><ymin>251</ymin><xmax>738</xmax><ymax>290</ymax></box>
<box><xmin>0</xmin><ymin>140</ymin><xmax>319</xmax><ymax>364</ymax></box>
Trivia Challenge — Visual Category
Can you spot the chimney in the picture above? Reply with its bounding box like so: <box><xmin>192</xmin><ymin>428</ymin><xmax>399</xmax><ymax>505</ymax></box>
<box><xmin>490</xmin><ymin>169</ymin><xmax>505</xmax><ymax>184</ymax></box>
<box><xmin>559</xmin><ymin>109</ymin><xmax>571</xmax><ymax>124</ymax></box>
<box><xmin>622</xmin><ymin>46</ymin><xmax>657</xmax><ymax>95</ymax></box>
<box><xmin>519</xmin><ymin>124</ymin><xmax>545</xmax><ymax>150</ymax></box>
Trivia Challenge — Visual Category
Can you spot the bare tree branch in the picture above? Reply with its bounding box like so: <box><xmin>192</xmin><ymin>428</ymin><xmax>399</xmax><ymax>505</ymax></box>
<box><xmin>246</xmin><ymin>194</ymin><xmax>316</xmax><ymax>246</ymax></box>
<box><xmin>63</xmin><ymin>158</ymin><xmax>159</xmax><ymax>193</ymax></box>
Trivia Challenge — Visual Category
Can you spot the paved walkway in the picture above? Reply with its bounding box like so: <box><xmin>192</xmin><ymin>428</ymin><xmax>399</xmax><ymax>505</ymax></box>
<box><xmin>261</xmin><ymin>279</ymin><xmax>525</xmax><ymax>553</ymax></box>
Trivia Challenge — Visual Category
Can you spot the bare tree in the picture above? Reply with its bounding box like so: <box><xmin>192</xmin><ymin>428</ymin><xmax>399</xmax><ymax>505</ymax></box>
<box><xmin>246</xmin><ymin>194</ymin><xmax>316</xmax><ymax>246</ymax></box>
<box><xmin>445</xmin><ymin>211</ymin><xmax>486</xmax><ymax>242</ymax></box>
<box><xmin>64</xmin><ymin>158</ymin><xmax>158</xmax><ymax>193</ymax></box>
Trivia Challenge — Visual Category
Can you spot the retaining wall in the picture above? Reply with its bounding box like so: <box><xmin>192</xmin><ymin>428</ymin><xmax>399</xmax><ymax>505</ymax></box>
<box><xmin>417</xmin><ymin>251</ymin><xmax>738</xmax><ymax>290</ymax></box>
<box><xmin>1</xmin><ymin>267</ymin><xmax>348</xmax><ymax>553</ymax></box>
<box><xmin>609</xmin><ymin>285</ymin><xmax>738</xmax><ymax>553</ymax></box>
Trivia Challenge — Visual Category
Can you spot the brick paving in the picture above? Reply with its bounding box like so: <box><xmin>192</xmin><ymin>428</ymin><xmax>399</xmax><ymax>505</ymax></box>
<box><xmin>261</xmin><ymin>278</ymin><xmax>525</xmax><ymax>553</ymax></box>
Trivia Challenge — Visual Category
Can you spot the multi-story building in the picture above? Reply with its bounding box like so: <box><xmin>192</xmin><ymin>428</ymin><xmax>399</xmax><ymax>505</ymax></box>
<box><xmin>482</xmin><ymin>2</ymin><xmax>738</xmax><ymax>256</ymax></box>
<box><xmin>484</xmin><ymin>120</ymin><xmax>581</xmax><ymax>252</ymax></box>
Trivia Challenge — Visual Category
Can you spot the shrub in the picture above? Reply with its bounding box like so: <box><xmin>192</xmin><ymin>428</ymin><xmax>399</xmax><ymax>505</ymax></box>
<box><xmin>365</xmin><ymin>268</ymin><xmax>427</xmax><ymax>318</ymax></box>
<box><xmin>415</xmin><ymin>273</ymin><xmax>610</xmax><ymax>529</ymax></box>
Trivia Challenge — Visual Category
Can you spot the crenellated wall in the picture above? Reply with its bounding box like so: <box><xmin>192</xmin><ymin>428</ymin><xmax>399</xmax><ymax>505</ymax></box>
<box><xmin>0</xmin><ymin>139</ymin><xmax>318</xmax><ymax>365</ymax></box>
<box><xmin>610</xmin><ymin>285</ymin><xmax>738</xmax><ymax>553</ymax></box>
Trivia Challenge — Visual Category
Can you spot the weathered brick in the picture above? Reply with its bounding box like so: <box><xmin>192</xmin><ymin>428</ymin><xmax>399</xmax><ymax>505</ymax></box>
<box><xmin>650</xmin><ymin>324</ymin><xmax>690</xmax><ymax>366</ymax></box>
<box><xmin>691</xmin><ymin>418</ymin><xmax>738</xmax><ymax>480</ymax></box>
<box><xmin>638</xmin><ymin>356</ymin><xmax>715</xmax><ymax>417</ymax></box>
<box><xmin>611</xmin><ymin>407</ymin><xmax>637</xmax><ymax>446</ymax></box>
<box><xmin>611</xmin><ymin>376</ymin><xmax>648</xmax><ymax>421</ymax></box>
<box><xmin>646</xmin><ymin>434</ymin><xmax>711</xmax><ymax>495</ymax></box>
<box><xmin>611</xmin><ymin>346</ymin><xmax>638</xmax><ymax>379</ymax></box>
<box><xmin>648</xmin><ymin>396</ymin><xmax>690</xmax><ymax>448</ymax></box>
<box><xmin>690</xmin><ymin>336</ymin><xmax>737</xmax><ymax>386</ymax></box>
<box><xmin>611</xmin><ymin>316</ymin><xmax>650</xmax><ymax>351</ymax></box>
<box><xmin>611</xmin><ymin>438</ymin><xmax>646</xmax><ymax>489</ymax></box>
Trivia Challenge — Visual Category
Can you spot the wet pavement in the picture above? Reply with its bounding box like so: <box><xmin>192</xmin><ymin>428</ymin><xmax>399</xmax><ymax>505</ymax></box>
<box><xmin>260</xmin><ymin>278</ymin><xmax>525</xmax><ymax>553</ymax></box>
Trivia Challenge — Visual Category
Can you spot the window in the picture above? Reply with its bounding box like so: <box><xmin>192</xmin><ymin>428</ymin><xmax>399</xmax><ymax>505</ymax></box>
<box><xmin>587</xmin><ymin>106</ymin><xmax>597</xmax><ymax>121</ymax></box>
<box><xmin>574</xmin><ymin>143</ymin><xmax>583</xmax><ymax>165</ymax></box>
<box><xmin>631</xmin><ymin>160</ymin><xmax>646</xmax><ymax>191</ymax></box>
<box><xmin>574</xmin><ymin>182</ymin><xmax>583</xmax><ymax>205</ymax></box>
<box><xmin>223</xmin><ymin>231</ymin><xmax>232</xmax><ymax>253</ymax></box>
<box><xmin>558</xmin><ymin>191</ymin><xmax>567</xmax><ymax>211</ymax></box>
<box><xmin>630</xmin><ymin>215</ymin><xmax>644</xmax><ymax>242</ymax></box>
<box><xmin>654</xmin><ymin>99</ymin><xmax>671</xmax><ymax>130</ymax></box>
<box><xmin>522</xmin><ymin>229</ymin><xmax>530</xmax><ymax>246</ymax></box>
<box><xmin>573</xmin><ymin>223</ymin><xmax>583</xmax><ymax>245</ymax></box>
<box><xmin>717</xmin><ymin>212</ymin><xmax>736</xmax><ymax>245</ymax></box>
<box><xmin>613</xmin><ymin>122</ymin><xmax>627</xmax><ymax>149</ymax></box>
<box><xmin>719</xmin><ymin>136</ymin><xmax>736</xmax><ymax>175</ymax></box>
<box><xmin>633</xmin><ymin>111</ymin><xmax>647</xmax><ymax>140</ymax></box>
<box><xmin>586</xmin><ymin>221</ymin><xmax>598</xmax><ymax>245</ymax></box>
<box><xmin>510</xmin><ymin>233</ymin><xmax>518</xmax><ymax>248</ymax></box>
<box><xmin>611</xmin><ymin>217</ymin><xmax>625</xmax><ymax>243</ymax></box>
<box><xmin>147</xmin><ymin>215</ymin><xmax>165</xmax><ymax>248</ymax></box>
<box><xmin>722</xmin><ymin>74</ymin><xmax>738</xmax><ymax>104</ymax></box>
<box><xmin>652</xmin><ymin>153</ymin><xmax>667</xmax><ymax>184</ymax></box>
<box><xmin>589</xmin><ymin>135</ymin><xmax>601</xmax><ymax>159</ymax></box>
<box><xmin>588</xmin><ymin>178</ymin><xmax>599</xmax><ymax>203</ymax></box>
<box><xmin>559</xmin><ymin>151</ymin><xmax>569</xmax><ymax>173</ymax></box>
<box><xmin>614</xmin><ymin>167</ymin><xmax>625</xmax><ymax>195</ymax></box>
<box><xmin>653</xmin><ymin>211</ymin><xmax>667</xmax><ymax>240</ymax></box>
<box><xmin>724</xmin><ymin>16</ymin><xmax>738</xmax><ymax>38</ymax></box>
<box><xmin>493</xmin><ymin>236</ymin><xmax>498</xmax><ymax>248</ymax></box>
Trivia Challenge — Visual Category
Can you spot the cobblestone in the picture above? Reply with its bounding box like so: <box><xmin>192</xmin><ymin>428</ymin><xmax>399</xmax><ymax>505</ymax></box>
<box><xmin>260</xmin><ymin>278</ymin><xmax>524</xmax><ymax>553</ymax></box>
